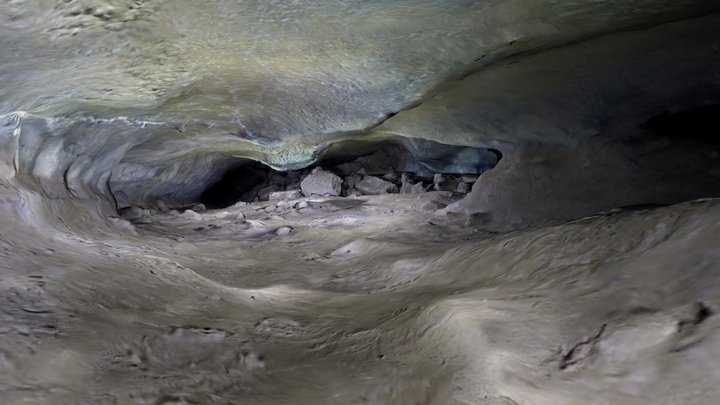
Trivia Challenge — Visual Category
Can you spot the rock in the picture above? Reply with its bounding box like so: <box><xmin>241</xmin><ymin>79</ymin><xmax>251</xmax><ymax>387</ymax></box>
<box><xmin>119</xmin><ymin>206</ymin><xmax>145</xmax><ymax>220</ymax></box>
<box><xmin>189</xmin><ymin>203</ymin><xmax>206</xmax><ymax>212</ymax></box>
<box><xmin>155</xmin><ymin>200</ymin><xmax>169</xmax><ymax>211</ymax></box>
<box><xmin>269</xmin><ymin>190</ymin><xmax>302</xmax><ymax>200</ymax></box>
<box><xmin>275</xmin><ymin>226</ymin><xmax>294</xmax><ymax>236</ymax></box>
<box><xmin>334</xmin><ymin>148</ymin><xmax>403</xmax><ymax>176</ymax></box>
<box><xmin>343</xmin><ymin>174</ymin><xmax>362</xmax><ymax>195</ymax></box>
<box><xmin>295</xmin><ymin>200</ymin><xmax>309</xmax><ymax>209</ymax></box>
<box><xmin>456</xmin><ymin>182</ymin><xmax>470</xmax><ymax>193</ymax></box>
<box><xmin>383</xmin><ymin>172</ymin><xmax>399</xmax><ymax>182</ymax></box>
<box><xmin>356</xmin><ymin>176</ymin><xmax>398</xmax><ymax>195</ymax></box>
<box><xmin>300</xmin><ymin>168</ymin><xmax>343</xmax><ymax>197</ymax></box>
<box><xmin>180</xmin><ymin>209</ymin><xmax>203</xmax><ymax>221</ymax></box>
<box><xmin>433</xmin><ymin>174</ymin><xmax>444</xmax><ymax>191</ymax></box>
<box><xmin>401</xmin><ymin>173</ymin><xmax>427</xmax><ymax>194</ymax></box>
<box><xmin>257</xmin><ymin>184</ymin><xmax>282</xmax><ymax>201</ymax></box>
<box><xmin>422</xmin><ymin>201</ymin><xmax>447</xmax><ymax>211</ymax></box>
<box><xmin>461</xmin><ymin>175</ymin><xmax>479</xmax><ymax>183</ymax></box>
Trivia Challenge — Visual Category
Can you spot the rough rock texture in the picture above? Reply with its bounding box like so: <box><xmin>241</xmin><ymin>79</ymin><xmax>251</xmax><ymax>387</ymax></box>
<box><xmin>2</xmin><ymin>1</ymin><xmax>720</xmax><ymax>404</ymax></box>
<box><xmin>356</xmin><ymin>175</ymin><xmax>398</xmax><ymax>195</ymax></box>
<box><xmin>444</xmin><ymin>138</ymin><xmax>720</xmax><ymax>231</ymax></box>
<box><xmin>300</xmin><ymin>168</ymin><xmax>343</xmax><ymax>197</ymax></box>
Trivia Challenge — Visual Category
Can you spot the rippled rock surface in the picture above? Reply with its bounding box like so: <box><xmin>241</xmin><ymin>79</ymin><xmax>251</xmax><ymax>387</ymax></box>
<box><xmin>2</xmin><ymin>1</ymin><xmax>720</xmax><ymax>404</ymax></box>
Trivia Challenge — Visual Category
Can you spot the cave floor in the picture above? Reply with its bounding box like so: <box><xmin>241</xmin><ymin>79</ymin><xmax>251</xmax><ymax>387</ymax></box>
<box><xmin>2</xmin><ymin>193</ymin><xmax>720</xmax><ymax>404</ymax></box>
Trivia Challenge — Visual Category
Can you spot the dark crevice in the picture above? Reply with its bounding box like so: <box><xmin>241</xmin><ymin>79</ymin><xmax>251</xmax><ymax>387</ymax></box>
<box><xmin>641</xmin><ymin>104</ymin><xmax>720</xmax><ymax>145</ymax></box>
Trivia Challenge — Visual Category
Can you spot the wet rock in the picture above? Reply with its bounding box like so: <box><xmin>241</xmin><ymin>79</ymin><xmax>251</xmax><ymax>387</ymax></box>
<box><xmin>356</xmin><ymin>175</ymin><xmax>398</xmax><ymax>195</ymax></box>
<box><xmin>269</xmin><ymin>190</ymin><xmax>302</xmax><ymax>200</ymax></box>
<box><xmin>275</xmin><ymin>226</ymin><xmax>294</xmax><ymax>236</ymax></box>
<box><xmin>300</xmin><ymin>168</ymin><xmax>343</xmax><ymax>197</ymax></box>
<box><xmin>295</xmin><ymin>200</ymin><xmax>309</xmax><ymax>209</ymax></box>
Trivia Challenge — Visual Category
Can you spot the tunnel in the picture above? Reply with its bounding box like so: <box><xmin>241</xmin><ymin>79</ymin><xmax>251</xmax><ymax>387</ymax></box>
<box><xmin>3</xmin><ymin>2</ymin><xmax>720</xmax><ymax>404</ymax></box>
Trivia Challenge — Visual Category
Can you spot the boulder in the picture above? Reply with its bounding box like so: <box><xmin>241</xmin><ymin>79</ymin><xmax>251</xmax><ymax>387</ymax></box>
<box><xmin>300</xmin><ymin>168</ymin><xmax>343</xmax><ymax>196</ymax></box>
<box><xmin>356</xmin><ymin>175</ymin><xmax>398</xmax><ymax>195</ymax></box>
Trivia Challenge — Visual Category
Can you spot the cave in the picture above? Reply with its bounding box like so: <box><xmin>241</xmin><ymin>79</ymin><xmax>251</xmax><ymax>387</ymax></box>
<box><xmin>3</xmin><ymin>2</ymin><xmax>720</xmax><ymax>404</ymax></box>
<box><xmin>196</xmin><ymin>141</ymin><xmax>503</xmax><ymax>209</ymax></box>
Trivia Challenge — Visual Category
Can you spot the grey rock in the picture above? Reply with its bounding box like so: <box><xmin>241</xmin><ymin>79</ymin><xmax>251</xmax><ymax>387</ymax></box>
<box><xmin>401</xmin><ymin>173</ymin><xmax>428</xmax><ymax>194</ymax></box>
<box><xmin>275</xmin><ymin>226</ymin><xmax>294</xmax><ymax>236</ymax></box>
<box><xmin>343</xmin><ymin>174</ymin><xmax>363</xmax><ymax>195</ymax></box>
<box><xmin>269</xmin><ymin>190</ymin><xmax>303</xmax><ymax>200</ymax></box>
<box><xmin>356</xmin><ymin>176</ymin><xmax>398</xmax><ymax>195</ymax></box>
<box><xmin>383</xmin><ymin>172</ymin><xmax>399</xmax><ymax>182</ymax></box>
<box><xmin>180</xmin><ymin>209</ymin><xmax>203</xmax><ymax>221</ymax></box>
<box><xmin>456</xmin><ymin>182</ymin><xmax>470</xmax><ymax>193</ymax></box>
<box><xmin>119</xmin><ymin>206</ymin><xmax>146</xmax><ymax>220</ymax></box>
<box><xmin>301</xmin><ymin>168</ymin><xmax>343</xmax><ymax>197</ymax></box>
<box><xmin>433</xmin><ymin>174</ymin><xmax>444</xmax><ymax>191</ymax></box>
<box><xmin>257</xmin><ymin>184</ymin><xmax>283</xmax><ymax>201</ymax></box>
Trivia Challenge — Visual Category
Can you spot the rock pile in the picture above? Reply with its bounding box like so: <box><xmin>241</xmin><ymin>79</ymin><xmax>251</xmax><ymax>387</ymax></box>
<box><xmin>283</xmin><ymin>167</ymin><xmax>477</xmax><ymax>199</ymax></box>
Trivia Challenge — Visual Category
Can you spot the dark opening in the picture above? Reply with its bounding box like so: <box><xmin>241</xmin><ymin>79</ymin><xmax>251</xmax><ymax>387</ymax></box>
<box><xmin>200</xmin><ymin>161</ymin><xmax>277</xmax><ymax>209</ymax></box>
<box><xmin>198</xmin><ymin>141</ymin><xmax>503</xmax><ymax>209</ymax></box>
<box><xmin>641</xmin><ymin>104</ymin><xmax>720</xmax><ymax>145</ymax></box>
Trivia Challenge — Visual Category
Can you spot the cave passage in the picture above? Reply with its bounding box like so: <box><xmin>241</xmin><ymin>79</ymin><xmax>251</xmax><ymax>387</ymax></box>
<box><xmin>199</xmin><ymin>142</ymin><xmax>502</xmax><ymax>209</ymax></box>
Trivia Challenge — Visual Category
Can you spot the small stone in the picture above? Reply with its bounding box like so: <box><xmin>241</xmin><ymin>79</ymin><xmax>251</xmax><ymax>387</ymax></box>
<box><xmin>356</xmin><ymin>176</ymin><xmax>398</xmax><ymax>195</ymax></box>
<box><xmin>300</xmin><ymin>168</ymin><xmax>343</xmax><ymax>197</ymax></box>
<box><xmin>295</xmin><ymin>201</ymin><xmax>309</xmax><ymax>209</ymax></box>
<box><xmin>269</xmin><ymin>190</ymin><xmax>303</xmax><ymax>200</ymax></box>
<box><xmin>275</xmin><ymin>226</ymin><xmax>294</xmax><ymax>236</ymax></box>
<box><xmin>180</xmin><ymin>209</ymin><xmax>203</xmax><ymax>221</ymax></box>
